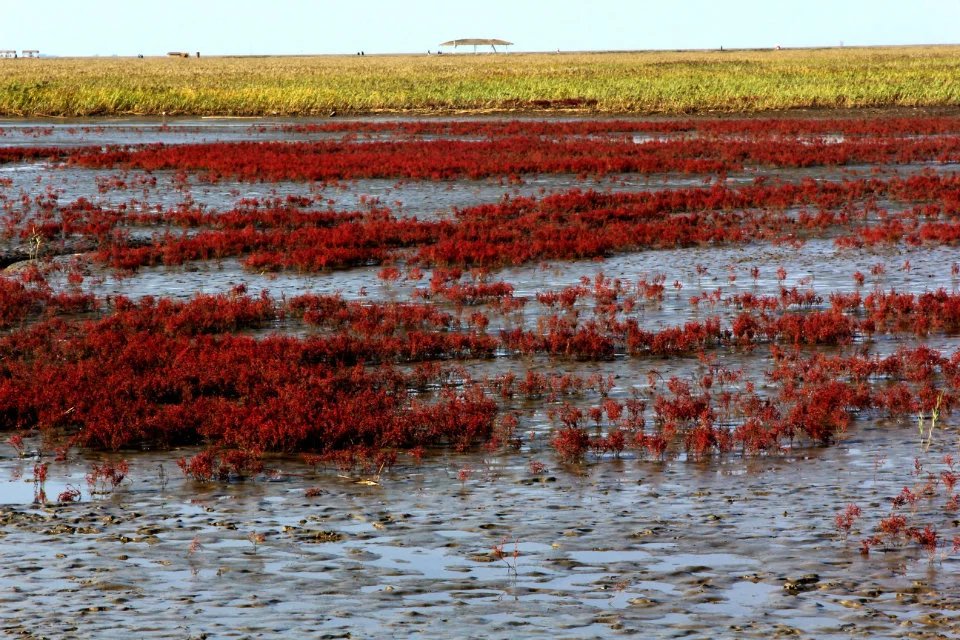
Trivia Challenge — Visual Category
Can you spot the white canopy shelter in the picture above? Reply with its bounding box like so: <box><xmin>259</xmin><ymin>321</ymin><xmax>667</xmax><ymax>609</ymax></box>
<box><xmin>439</xmin><ymin>38</ymin><xmax>513</xmax><ymax>53</ymax></box>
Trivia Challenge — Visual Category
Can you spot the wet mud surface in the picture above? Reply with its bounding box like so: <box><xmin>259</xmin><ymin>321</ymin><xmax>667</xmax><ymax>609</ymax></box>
<box><xmin>1</xmin><ymin>118</ymin><xmax>960</xmax><ymax>639</ymax></box>
<box><xmin>3</xmin><ymin>435</ymin><xmax>959</xmax><ymax>639</ymax></box>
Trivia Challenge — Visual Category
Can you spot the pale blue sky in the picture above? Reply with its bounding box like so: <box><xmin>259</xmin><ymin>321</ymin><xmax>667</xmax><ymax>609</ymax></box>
<box><xmin>2</xmin><ymin>0</ymin><xmax>959</xmax><ymax>57</ymax></box>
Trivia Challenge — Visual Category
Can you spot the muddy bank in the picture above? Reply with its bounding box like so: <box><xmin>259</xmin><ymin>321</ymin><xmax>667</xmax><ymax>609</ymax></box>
<box><xmin>2</xmin><ymin>430</ymin><xmax>959</xmax><ymax>639</ymax></box>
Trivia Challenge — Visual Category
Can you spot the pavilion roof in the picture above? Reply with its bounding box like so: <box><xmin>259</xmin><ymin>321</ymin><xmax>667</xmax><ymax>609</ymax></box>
<box><xmin>439</xmin><ymin>39</ymin><xmax>513</xmax><ymax>46</ymax></box>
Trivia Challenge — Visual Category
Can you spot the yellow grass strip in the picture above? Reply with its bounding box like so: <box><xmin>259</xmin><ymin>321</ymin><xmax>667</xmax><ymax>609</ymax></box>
<box><xmin>0</xmin><ymin>46</ymin><xmax>958</xmax><ymax>117</ymax></box>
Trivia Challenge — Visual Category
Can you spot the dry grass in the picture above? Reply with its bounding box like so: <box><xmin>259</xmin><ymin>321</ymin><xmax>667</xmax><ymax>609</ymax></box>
<box><xmin>1</xmin><ymin>46</ymin><xmax>959</xmax><ymax>117</ymax></box>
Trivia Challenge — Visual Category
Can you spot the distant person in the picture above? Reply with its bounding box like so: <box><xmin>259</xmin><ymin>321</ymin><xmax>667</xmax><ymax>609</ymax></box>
<box><xmin>196</xmin><ymin>51</ymin><xmax>200</xmax><ymax>58</ymax></box>
<box><xmin>361</xmin><ymin>51</ymin><xmax>365</xmax><ymax>56</ymax></box>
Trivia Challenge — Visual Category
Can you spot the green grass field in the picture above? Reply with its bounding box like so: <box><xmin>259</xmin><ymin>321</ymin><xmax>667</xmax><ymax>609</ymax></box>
<box><xmin>1</xmin><ymin>46</ymin><xmax>959</xmax><ymax>117</ymax></box>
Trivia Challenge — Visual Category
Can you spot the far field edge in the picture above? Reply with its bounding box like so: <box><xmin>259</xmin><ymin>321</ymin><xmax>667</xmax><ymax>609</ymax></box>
<box><xmin>2</xmin><ymin>46</ymin><xmax>959</xmax><ymax>118</ymax></box>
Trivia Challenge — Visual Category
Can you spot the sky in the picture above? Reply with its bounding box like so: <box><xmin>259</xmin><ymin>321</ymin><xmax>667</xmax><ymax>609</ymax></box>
<box><xmin>1</xmin><ymin>0</ymin><xmax>959</xmax><ymax>57</ymax></box>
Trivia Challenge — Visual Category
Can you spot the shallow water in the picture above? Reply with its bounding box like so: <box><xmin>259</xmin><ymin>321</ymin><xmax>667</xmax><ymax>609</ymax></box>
<box><xmin>2</xmin><ymin>118</ymin><xmax>960</xmax><ymax>639</ymax></box>
<box><xmin>2</xmin><ymin>426</ymin><xmax>959</xmax><ymax>639</ymax></box>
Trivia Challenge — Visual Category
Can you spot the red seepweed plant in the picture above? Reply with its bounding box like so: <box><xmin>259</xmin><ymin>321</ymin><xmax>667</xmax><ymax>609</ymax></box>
<box><xmin>86</xmin><ymin>459</ymin><xmax>129</xmax><ymax>495</ymax></box>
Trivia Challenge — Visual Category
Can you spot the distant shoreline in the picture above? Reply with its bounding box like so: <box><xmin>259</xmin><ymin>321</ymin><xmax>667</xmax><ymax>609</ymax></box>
<box><xmin>25</xmin><ymin>42</ymin><xmax>960</xmax><ymax>59</ymax></box>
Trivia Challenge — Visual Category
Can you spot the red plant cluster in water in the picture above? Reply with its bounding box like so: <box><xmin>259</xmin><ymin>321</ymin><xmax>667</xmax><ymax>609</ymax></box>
<box><xmin>13</xmin><ymin>167</ymin><xmax>960</xmax><ymax>278</ymax></box>
<box><xmin>261</xmin><ymin>116</ymin><xmax>960</xmax><ymax>139</ymax></box>
<box><xmin>857</xmin><ymin>455</ymin><xmax>960</xmax><ymax>559</ymax></box>
<box><xmin>16</xmin><ymin>175</ymin><xmax>918</xmax><ymax>273</ymax></box>
<box><xmin>0</xmin><ymin>270</ymin><xmax>96</xmax><ymax>327</ymax></box>
<box><xmin>8</xmin><ymin>260</ymin><xmax>960</xmax><ymax>470</ymax></box>
<box><xmin>6</xmin><ymin>110</ymin><xmax>960</xmax><ymax>556</ymax></box>
<box><xmin>0</xmin><ymin>291</ymin><xmax>501</xmax><ymax>476</ymax></box>
<box><xmin>0</xmin><ymin>146</ymin><xmax>65</xmax><ymax>165</ymax></box>
<box><xmin>12</xmin><ymin>168</ymin><xmax>960</xmax><ymax>277</ymax></box>
<box><xmin>15</xmin><ymin>116</ymin><xmax>958</xmax><ymax>184</ymax></box>
<box><xmin>537</xmin><ymin>341</ymin><xmax>960</xmax><ymax>463</ymax></box>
